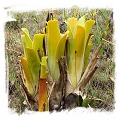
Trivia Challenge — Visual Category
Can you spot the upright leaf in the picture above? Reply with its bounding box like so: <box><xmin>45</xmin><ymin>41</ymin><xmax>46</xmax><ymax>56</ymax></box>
<box><xmin>56</xmin><ymin>32</ymin><xmax>68</xmax><ymax>60</ymax></box>
<box><xmin>19</xmin><ymin>56</ymin><xmax>34</xmax><ymax>95</ymax></box>
<box><xmin>73</xmin><ymin>14</ymin><xmax>87</xmax><ymax>37</ymax></box>
<box><xmin>33</xmin><ymin>34</ymin><xmax>44</xmax><ymax>64</ymax></box>
<box><xmin>21</xmin><ymin>28</ymin><xmax>32</xmax><ymax>48</ymax></box>
<box><xmin>66</xmin><ymin>22</ymin><xmax>74</xmax><ymax>62</ymax></box>
<box><xmin>21</xmin><ymin>35</ymin><xmax>27</xmax><ymax>57</ymax></box>
<box><xmin>40</xmin><ymin>56</ymin><xmax>48</xmax><ymax>79</ymax></box>
<box><xmin>67</xmin><ymin>17</ymin><xmax>78</xmax><ymax>34</ymax></box>
<box><xmin>25</xmin><ymin>48</ymin><xmax>40</xmax><ymax>90</ymax></box>
<box><xmin>84</xmin><ymin>34</ymin><xmax>94</xmax><ymax>70</ymax></box>
<box><xmin>66</xmin><ymin>17</ymin><xmax>78</xmax><ymax>53</ymax></box>
<box><xmin>47</xmin><ymin>19</ymin><xmax>60</xmax><ymax>81</ymax></box>
<box><xmin>84</xmin><ymin>20</ymin><xmax>95</xmax><ymax>49</ymax></box>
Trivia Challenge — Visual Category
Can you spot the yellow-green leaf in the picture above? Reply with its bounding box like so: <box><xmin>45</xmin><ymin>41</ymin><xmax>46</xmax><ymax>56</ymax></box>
<box><xmin>56</xmin><ymin>32</ymin><xmax>68</xmax><ymax>60</ymax></box>
<box><xmin>66</xmin><ymin>17</ymin><xmax>77</xmax><ymax>53</ymax></box>
<box><xmin>84</xmin><ymin>34</ymin><xmax>94</xmax><ymax>71</ymax></box>
<box><xmin>40</xmin><ymin>71</ymin><xmax>48</xmax><ymax>79</ymax></box>
<box><xmin>19</xmin><ymin>56</ymin><xmax>34</xmax><ymax>95</ymax></box>
<box><xmin>67</xmin><ymin>17</ymin><xmax>78</xmax><ymax>34</ymax></box>
<box><xmin>21</xmin><ymin>34</ymin><xmax>27</xmax><ymax>57</ymax></box>
<box><xmin>66</xmin><ymin>22</ymin><xmax>73</xmax><ymax>39</ymax></box>
<box><xmin>40</xmin><ymin>56</ymin><xmax>48</xmax><ymax>78</ymax></box>
<box><xmin>47</xmin><ymin>19</ymin><xmax>60</xmax><ymax>81</ymax></box>
<box><xmin>73</xmin><ymin>14</ymin><xmax>87</xmax><ymax>37</ymax></box>
<box><xmin>84</xmin><ymin>20</ymin><xmax>95</xmax><ymax>49</ymax></box>
<box><xmin>32</xmin><ymin>34</ymin><xmax>44</xmax><ymax>63</ymax></box>
<box><xmin>66</xmin><ymin>22</ymin><xmax>74</xmax><ymax>61</ymax></box>
<box><xmin>25</xmin><ymin>48</ymin><xmax>40</xmax><ymax>90</ymax></box>
<box><xmin>40</xmin><ymin>56</ymin><xmax>48</xmax><ymax>67</ymax></box>
<box><xmin>21</xmin><ymin>28</ymin><xmax>32</xmax><ymax>48</ymax></box>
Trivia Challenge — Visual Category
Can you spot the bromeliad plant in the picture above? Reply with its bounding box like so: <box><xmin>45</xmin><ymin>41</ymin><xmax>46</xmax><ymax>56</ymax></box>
<box><xmin>19</xmin><ymin>28</ymin><xmax>48</xmax><ymax>111</ymax></box>
<box><xmin>66</xmin><ymin>15</ymin><xmax>95</xmax><ymax>89</ymax></box>
<box><xmin>19</xmin><ymin>12</ymin><xmax>102</xmax><ymax>112</ymax></box>
<box><xmin>20</xmin><ymin>28</ymin><xmax>45</xmax><ymax>96</ymax></box>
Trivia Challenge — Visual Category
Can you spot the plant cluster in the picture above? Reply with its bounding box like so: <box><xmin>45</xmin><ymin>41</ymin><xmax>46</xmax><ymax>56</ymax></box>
<box><xmin>19</xmin><ymin>12</ymin><xmax>103</xmax><ymax>112</ymax></box>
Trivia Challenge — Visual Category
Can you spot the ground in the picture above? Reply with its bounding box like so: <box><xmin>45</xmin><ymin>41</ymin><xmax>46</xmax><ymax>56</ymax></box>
<box><xmin>5</xmin><ymin>8</ymin><xmax>115</xmax><ymax>114</ymax></box>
